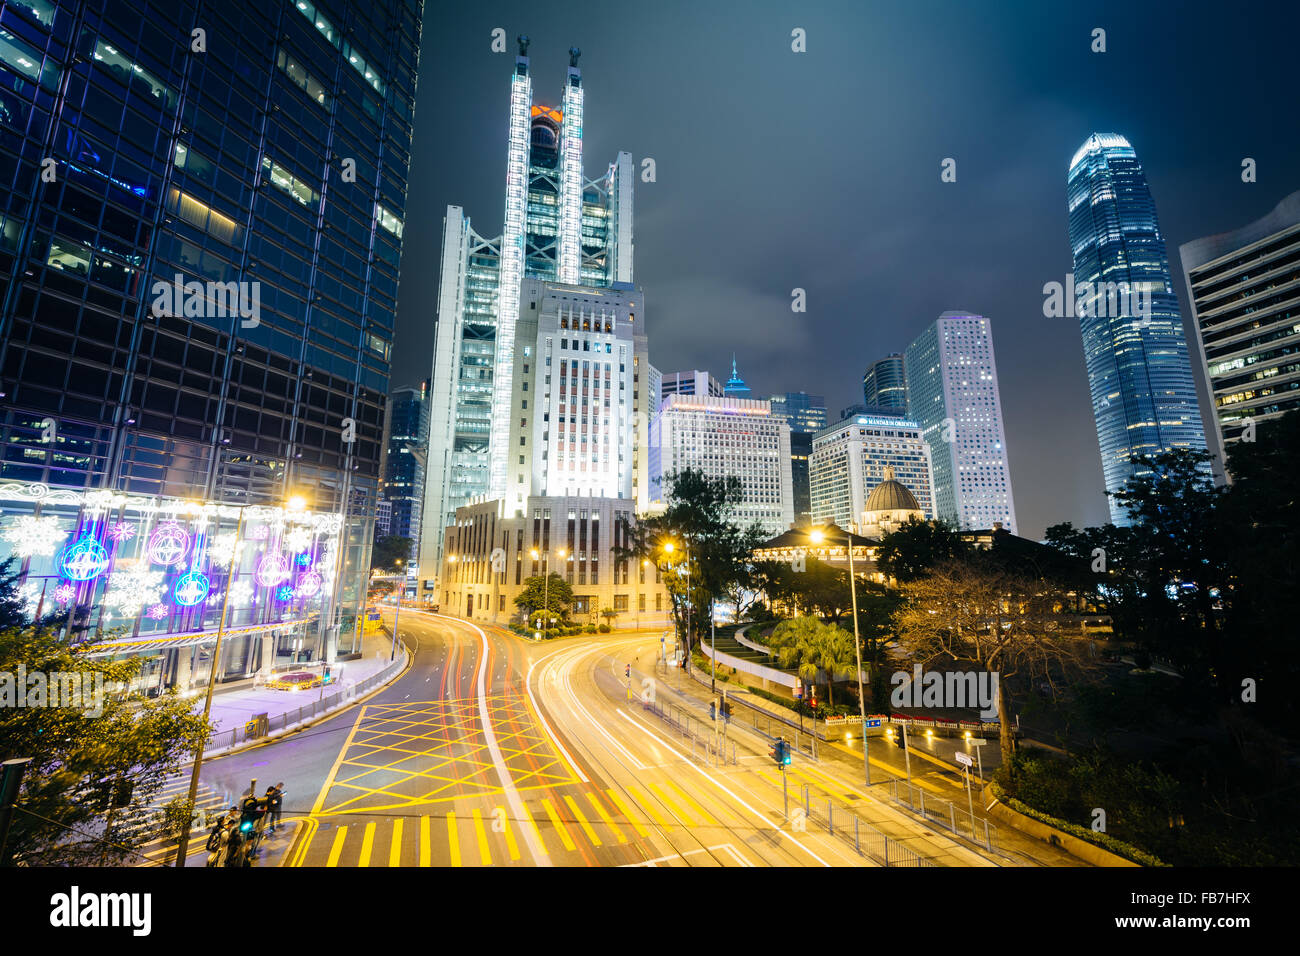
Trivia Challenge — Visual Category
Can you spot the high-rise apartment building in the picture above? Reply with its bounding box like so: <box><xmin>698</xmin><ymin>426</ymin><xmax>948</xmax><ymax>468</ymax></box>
<box><xmin>650</xmin><ymin>394</ymin><xmax>794</xmax><ymax>535</ymax></box>
<box><xmin>863</xmin><ymin>354</ymin><xmax>908</xmax><ymax>412</ymax></box>
<box><xmin>809</xmin><ymin>415</ymin><xmax>935</xmax><ymax>531</ymax></box>
<box><xmin>424</xmin><ymin>41</ymin><xmax>635</xmax><ymax>573</ymax></box>
<box><xmin>903</xmin><ymin>313</ymin><xmax>1017</xmax><ymax>532</ymax></box>
<box><xmin>1066</xmin><ymin>133</ymin><xmax>1207</xmax><ymax>522</ymax></box>
<box><xmin>1180</xmin><ymin>190</ymin><xmax>1300</xmax><ymax>467</ymax></box>
<box><xmin>0</xmin><ymin>0</ymin><xmax>422</xmax><ymax>684</ymax></box>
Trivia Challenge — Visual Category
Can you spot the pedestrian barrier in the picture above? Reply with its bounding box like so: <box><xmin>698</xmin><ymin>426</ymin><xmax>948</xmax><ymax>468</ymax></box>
<box><xmin>887</xmin><ymin>778</ymin><xmax>997</xmax><ymax>853</ymax></box>
<box><xmin>203</xmin><ymin>649</ymin><xmax>406</xmax><ymax>755</ymax></box>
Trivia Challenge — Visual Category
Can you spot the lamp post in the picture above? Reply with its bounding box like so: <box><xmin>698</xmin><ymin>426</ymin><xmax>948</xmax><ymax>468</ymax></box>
<box><xmin>531</xmin><ymin>548</ymin><xmax>566</xmax><ymax>632</ymax></box>
<box><xmin>389</xmin><ymin>560</ymin><xmax>403</xmax><ymax>660</ymax></box>
<box><xmin>663</xmin><ymin>538</ymin><xmax>691</xmax><ymax>674</ymax></box>
<box><xmin>810</xmin><ymin>526</ymin><xmax>871</xmax><ymax>786</ymax></box>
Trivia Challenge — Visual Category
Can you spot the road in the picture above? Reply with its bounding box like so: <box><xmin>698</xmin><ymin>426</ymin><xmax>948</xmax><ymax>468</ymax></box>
<box><xmin>168</xmin><ymin>611</ymin><xmax>1011</xmax><ymax>866</ymax></box>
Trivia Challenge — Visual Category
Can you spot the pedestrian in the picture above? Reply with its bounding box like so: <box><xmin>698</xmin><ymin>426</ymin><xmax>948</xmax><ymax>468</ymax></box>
<box><xmin>266</xmin><ymin>784</ymin><xmax>284</xmax><ymax>832</ymax></box>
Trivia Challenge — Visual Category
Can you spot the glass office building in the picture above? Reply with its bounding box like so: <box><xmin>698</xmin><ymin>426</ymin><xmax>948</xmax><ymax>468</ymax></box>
<box><xmin>381</xmin><ymin>379</ymin><xmax>428</xmax><ymax>561</ymax></box>
<box><xmin>1066</xmin><ymin>133</ymin><xmax>1207</xmax><ymax>523</ymax></box>
<box><xmin>0</xmin><ymin>0</ymin><xmax>422</xmax><ymax>685</ymax></box>
<box><xmin>863</xmin><ymin>353</ymin><xmax>907</xmax><ymax>413</ymax></box>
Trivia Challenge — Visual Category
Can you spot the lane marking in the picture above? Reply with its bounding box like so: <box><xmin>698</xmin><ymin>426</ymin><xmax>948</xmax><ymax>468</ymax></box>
<box><xmin>420</xmin><ymin>815</ymin><xmax>431</xmax><ymax>867</ymax></box>
<box><xmin>447</xmin><ymin>811</ymin><xmax>461</xmax><ymax>867</ymax></box>
<box><xmin>326</xmin><ymin>825</ymin><xmax>348</xmax><ymax>867</ymax></box>
<box><xmin>472</xmin><ymin>808</ymin><xmax>493</xmax><ymax>865</ymax></box>
<box><xmin>586</xmin><ymin>791</ymin><xmax>628</xmax><ymax>844</ymax></box>
<box><xmin>358</xmin><ymin>821</ymin><xmax>377</xmax><ymax>867</ymax></box>
<box><xmin>498</xmin><ymin>806</ymin><xmax>521</xmax><ymax>861</ymax></box>
<box><xmin>564</xmin><ymin>794</ymin><xmax>602</xmax><ymax>847</ymax></box>
<box><xmin>605</xmin><ymin>788</ymin><xmax>651</xmax><ymax>838</ymax></box>
<box><xmin>541</xmin><ymin>799</ymin><xmax>577</xmax><ymax>851</ymax></box>
<box><xmin>519</xmin><ymin>802</ymin><xmax>548</xmax><ymax>856</ymax></box>
<box><xmin>389</xmin><ymin>818</ymin><xmax>403</xmax><ymax>867</ymax></box>
<box><xmin>628</xmin><ymin>783</ymin><xmax>675</xmax><ymax>831</ymax></box>
<box><xmin>664</xmin><ymin>779</ymin><xmax>721</xmax><ymax>827</ymax></box>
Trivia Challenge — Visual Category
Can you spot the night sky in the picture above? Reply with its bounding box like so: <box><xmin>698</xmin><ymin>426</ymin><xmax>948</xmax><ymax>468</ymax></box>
<box><xmin>392</xmin><ymin>0</ymin><xmax>1300</xmax><ymax>539</ymax></box>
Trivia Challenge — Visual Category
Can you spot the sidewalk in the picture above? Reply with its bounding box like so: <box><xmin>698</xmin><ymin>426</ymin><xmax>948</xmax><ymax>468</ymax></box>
<box><xmin>194</xmin><ymin>629</ymin><xmax>408</xmax><ymax>756</ymax></box>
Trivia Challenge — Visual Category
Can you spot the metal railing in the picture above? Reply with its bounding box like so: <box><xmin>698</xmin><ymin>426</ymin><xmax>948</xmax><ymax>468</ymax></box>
<box><xmin>792</xmin><ymin>783</ymin><xmax>936</xmax><ymax>867</ymax></box>
<box><xmin>887</xmin><ymin>778</ymin><xmax>997</xmax><ymax>853</ymax></box>
<box><xmin>203</xmin><ymin>650</ymin><xmax>406</xmax><ymax>755</ymax></box>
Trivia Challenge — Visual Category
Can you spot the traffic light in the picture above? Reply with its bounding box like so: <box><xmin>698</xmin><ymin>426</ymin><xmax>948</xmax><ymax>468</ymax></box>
<box><xmin>709</xmin><ymin>700</ymin><xmax>716</xmax><ymax>721</ymax></box>
<box><xmin>770</xmin><ymin>739</ymin><xmax>791</xmax><ymax>767</ymax></box>
<box><xmin>625</xmin><ymin>664</ymin><xmax>630</xmax><ymax>678</ymax></box>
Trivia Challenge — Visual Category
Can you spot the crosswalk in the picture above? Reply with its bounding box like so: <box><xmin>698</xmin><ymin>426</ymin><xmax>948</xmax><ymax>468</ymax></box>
<box><xmin>129</xmin><ymin>776</ymin><xmax>239</xmax><ymax>864</ymax></box>
<box><xmin>299</xmin><ymin>779</ymin><xmax>744</xmax><ymax>867</ymax></box>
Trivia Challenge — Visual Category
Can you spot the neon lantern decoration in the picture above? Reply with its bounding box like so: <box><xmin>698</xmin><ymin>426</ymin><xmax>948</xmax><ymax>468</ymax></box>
<box><xmin>257</xmin><ymin>553</ymin><xmax>290</xmax><ymax>587</ymax></box>
<box><xmin>60</xmin><ymin>536</ymin><xmax>110</xmax><ymax>581</ymax></box>
<box><xmin>108</xmin><ymin>522</ymin><xmax>137</xmax><ymax>543</ymax></box>
<box><xmin>294</xmin><ymin>571</ymin><xmax>323</xmax><ymax>599</ymax></box>
<box><xmin>173</xmin><ymin>570</ymin><xmax>211</xmax><ymax>606</ymax></box>
<box><xmin>146</xmin><ymin>522</ymin><xmax>191</xmax><ymax>567</ymax></box>
<box><xmin>53</xmin><ymin>583</ymin><xmax>77</xmax><ymax>604</ymax></box>
<box><xmin>275</xmin><ymin>585</ymin><xmax>294</xmax><ymax>601</ymax></box>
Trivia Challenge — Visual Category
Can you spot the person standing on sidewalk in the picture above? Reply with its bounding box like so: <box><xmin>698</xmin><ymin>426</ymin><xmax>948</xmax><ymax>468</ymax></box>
<box><xmin>266</xmin><ymin>783</ymin><xmax>284</xmax><ymax>832</ymax></box>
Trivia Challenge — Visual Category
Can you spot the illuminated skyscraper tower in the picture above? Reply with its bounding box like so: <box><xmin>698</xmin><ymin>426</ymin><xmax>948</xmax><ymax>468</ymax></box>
<box><xmin>1066</xmin><ymin>133</ymin><xmax>1207</xmax><ymax>523</ymax></box>
<box><xmin>423</xmin><ymin>40</ymin><xmax>636</xmax><ymax>575</ymax></box>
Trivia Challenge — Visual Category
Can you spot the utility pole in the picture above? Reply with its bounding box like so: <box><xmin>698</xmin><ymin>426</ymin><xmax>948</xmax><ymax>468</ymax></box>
<box><xmin>175</xmin><ymin>508</ymin><xmax>244</xmax><ymax>866</ymax></box>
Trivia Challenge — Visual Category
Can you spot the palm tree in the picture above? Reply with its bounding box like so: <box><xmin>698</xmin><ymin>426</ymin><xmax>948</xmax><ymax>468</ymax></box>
<box><xmin>772</xmin><ymin>617</ymin><xmax>857</xmax><ymax>708</ymax></box>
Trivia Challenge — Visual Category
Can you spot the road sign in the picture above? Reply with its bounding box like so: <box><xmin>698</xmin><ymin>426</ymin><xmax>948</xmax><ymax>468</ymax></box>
<box><xmin>969</xmin><ymin>738</ymin><xmax>988</xmax><ymax>746</ymax></box>
<box><xmin>955</xmin><ymin>751</ymin><xmax>973</xmax><ymax>768</ymax></box>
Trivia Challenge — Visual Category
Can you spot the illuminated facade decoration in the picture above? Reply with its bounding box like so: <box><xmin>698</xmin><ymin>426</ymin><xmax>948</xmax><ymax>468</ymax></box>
<box><xmin>146</xmin><ymin>522</ymin><xmax>191</xmax><ymax>567</ymax></box>
<box><xmin>108</xmin><ymin>522</ymin><xmax>137</xmax><ymax>543</ymax></box>
<box><xmin>104</xmin><ymin>566</ymin><xmax>166</xmax><ymax>618</ymax></box>
<box><xmin>1179</xmin><ymin>190</ymin><xmax>1300</xmax><ymax>466</ymax></box>
<box><xmin>904</xmin><ymin>313</ymin><xmax>1018</xmax><ymax>533</ymax></box>
<box><xmin>1067</xmin><ymin>133</ymin><xmax>1207</xmax><ymax>523</ymax></box>
<box><xmin>173</xmin><ymin>570</ymin><xmax>211</xmax><ymax>607</ymax></box>
<box><xmin>53</xmin><ymin>583</ymin><xmax>77</xmax><ymax>604</ymax></box>
<box><xmin>423</xmin><ymin>44</ymin><xmax>637</xmax><ymax>580</ymax></box>
<box><xmin>2</xmin><ymin>514</ymin><xmax>67</xmax><ymax>558</ymax></box>
<box><xmin>257</xmin><ymin>553</ymin><xmax>292</xmax><ymax>587</ymax></box>
<box><xmin>59</xmin><ymin>536</ymin><xmax>110</xmax><ymax>582</ymax></box>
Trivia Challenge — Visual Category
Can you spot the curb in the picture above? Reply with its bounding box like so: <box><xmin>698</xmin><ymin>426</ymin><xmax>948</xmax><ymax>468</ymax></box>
<box><xmin>199</xmin><ymin>644</ymin><xmax>412</xmax><ymax>762</ymax></box>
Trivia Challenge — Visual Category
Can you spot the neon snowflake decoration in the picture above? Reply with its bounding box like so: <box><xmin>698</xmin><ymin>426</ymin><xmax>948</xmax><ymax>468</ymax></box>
<box><xmin>206</xmin><ymin>533</ymin><xmax>240</xmax><ymax>568</ymax></box>
<box><xmin>228</xmin><ymin>580</ymin><xmax>254</xmax><ymax>607</ymax></box>
<box><xmin>285</xmin><ymin>527</ymin><xmax>313</xmax><ymax>553</ymax></box>
<box><xmin>104</xmin><ymin>566</ymin><xmax>165</xmax><ymax>617</ymax></box>
<box><xmin>107</xmin><ymin>522</ymin><xmax>137</xmax><ymax>543</ymax></box>
<box><xmin>146</xmin><ymin>603</ymin><xmax>169</xmax><ymax>620</ymax></box>
<box><xmin>18</xmin><ymin>582</ymin><xmax>42</xmax><ymax>618</ymax></box>
<box><xmin>251</xmin><ymin>525</ymin><xmax>269</xmax><ymax>541</ymax></box>
<box><xmin>2</xmin><ymin>515</ymin><xmax>67</xmax><ymax>558</ymax></box>
<box><xmin>275</xmin><ymin>586</ymin><xmax>294</xmax><ymax>601</ymax></box>
<box><xmin>52</xmin><ymin>583</ymin><xmax>77</xmax><ymax>604</ymax></box>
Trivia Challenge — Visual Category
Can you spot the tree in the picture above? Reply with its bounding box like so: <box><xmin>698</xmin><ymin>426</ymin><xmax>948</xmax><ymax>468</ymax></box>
<box><xmin>370</xmin><ymin>535</ymin><xmax>413</xmax><ymax>573</ymax></box>
<box><xmin>769</xmin><ymin>616</ymin><xmax>858</xmax><ymax>709</ymax></box>
<box><xmin>513</xmin><ymin>573</ymin><xmax>573</xmax><ymax>621</ymax></box>
<box><xmin>0</xmin><ymin>618</ymin><xmax>210</xmax><ymax>865</ymax></box>
<box><xmin>616</xmin><ymin>469</ymin><xmax>763</xmax><ymax>664</ymax></box>
<box><xmin>892</xmin><ymin>557</ymin><xmax>1096</xmax><ymax>761</ymax></box>
<box><xmin>745</xmin><ymin>559</ymin><xmax>798</xmax><ymax>618</ymax></box>
<box><xmin>876</xmin><ymin>517</ymin><xmax>971</xmax><ymax>582</ymax></box>
<box><xmin>600</xmin><ymin>607</ymin><xmax>619</xmax><ymax>626</ymax></box>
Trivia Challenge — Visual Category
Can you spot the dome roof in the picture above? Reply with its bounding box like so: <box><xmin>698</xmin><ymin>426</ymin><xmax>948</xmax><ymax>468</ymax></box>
<box><xmin>864</xmin><ymin>466</ymin><xmax>920</xmax><ymax>513</ymax></box>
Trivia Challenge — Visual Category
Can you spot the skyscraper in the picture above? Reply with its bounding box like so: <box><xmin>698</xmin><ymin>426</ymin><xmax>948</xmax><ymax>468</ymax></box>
<box><xmin>661</xmin><ymin>369</ymin><xmax>723</xmax><ymax>402</ymax></box>
<box><xmin>863</xmin><ymin>354</ymin><xmax>908</xmax><ymax>412</ymax></box>
<box><xmin>1179</xmin><ymin>190</ymin><xmax>1300</xmax><ymax>468</ymax></box>
<box><xmin>650</xmin><ymin>394</ymin><xmax>794</xmax><ymax>535</ymax></box>
<box><xmin>1066</xmin><ymin>133</ymin><xmax>1207</xmax><ymax>522</ymax></box>
<box><xmin>424</xmin><ymin>40</ymin><xmax>635</xmax><ymax>574</ymax></box>
<box><xmin>381</xmin><ymin>380</ymin><xmax>429</xmax><ymax>562</ymax></box>
<box><xmin>904</xmin><ymin>313</ymin><xmax>1017</xmax><ymax>533</ymax></box>
<box><xmin>0</xmin><ymin>0</ymin><xmax>422</xmax><ymax>680</ymax></box>
<box><xmin>769</xmin><ymin>392</ymin><xmax>828</xmax><ymax>527</ymax></box>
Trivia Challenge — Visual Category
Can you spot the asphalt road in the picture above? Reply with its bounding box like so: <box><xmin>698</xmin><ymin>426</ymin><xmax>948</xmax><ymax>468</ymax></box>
<box><xmin>166</xmin><ymin>611</ymin><xmax>1042</xmax><ymax>867</ymax></box>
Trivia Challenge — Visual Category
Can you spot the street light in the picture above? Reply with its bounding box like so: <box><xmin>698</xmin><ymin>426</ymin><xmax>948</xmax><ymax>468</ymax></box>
<box><xmin>808</xmin><ymin>526</ymin><xmax>871</xmax><ymax>786</ymax></box>
<box><xmin>663</xmin><ymin>538</ymin><xmax>692</xmax><ymax>675</ymax></box>
<box><xmin>531</xmin><ymin>547</ymin><xmax>566</xmax><ymax>633</ymax></box>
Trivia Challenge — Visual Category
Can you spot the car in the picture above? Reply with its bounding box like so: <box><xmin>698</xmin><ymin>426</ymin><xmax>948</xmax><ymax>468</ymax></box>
<box><xmin>266</xmin><ymin>671</ymin><xmax>324</xmax><ymax>691</ymax></box>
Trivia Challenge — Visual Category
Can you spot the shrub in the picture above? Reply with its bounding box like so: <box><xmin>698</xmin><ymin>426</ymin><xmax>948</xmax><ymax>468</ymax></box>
<box><xmin>598</xmin><ymin>623</ymin><xmax>610</xmax><ymax>633</ymax></box>
<box><xmin>584</xmin><ymin>624</ymin><xmax>597</xmax><ymax>634</ymax></box>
